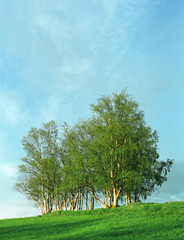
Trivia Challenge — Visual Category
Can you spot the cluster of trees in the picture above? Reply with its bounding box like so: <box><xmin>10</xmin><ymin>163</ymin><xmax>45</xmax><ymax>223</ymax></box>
<box><xmin>15</xmin><ymin>90</ymin><xmax>173</xmax><ymax>215</ymax></box>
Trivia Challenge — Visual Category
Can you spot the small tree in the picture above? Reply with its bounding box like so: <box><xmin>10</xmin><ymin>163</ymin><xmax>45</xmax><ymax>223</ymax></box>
<box><xmin>15</xmin><ymin>120</ymin><xmax>62</xmax><ymax>214</ymax></box>
<box><xmin>62</xmin><ymin>121</ymin><xmax>94</xmax><ymax>210</ymax></box>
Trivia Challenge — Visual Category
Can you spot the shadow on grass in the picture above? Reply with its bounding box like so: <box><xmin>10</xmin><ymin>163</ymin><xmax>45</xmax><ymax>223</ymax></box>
<box><xmin>0</xmin><ymin>217</ymin><xmax>105</xmax><ymax>240</ymax></box>
<box><xmin>1</xmin><ymin>214</ymin><xmax>184</xmax><ymax>240</ymax></box>
<box><xmin>92</xmin><ymin>217</ymin><xmax>184</xmax><ymax>240</ymax></box>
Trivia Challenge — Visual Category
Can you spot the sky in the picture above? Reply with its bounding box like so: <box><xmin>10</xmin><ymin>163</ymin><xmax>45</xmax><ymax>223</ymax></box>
<box><xmin>0</xmin><ymin>0</ymin><xmax>183</xmax><ymax>219</ymax></box>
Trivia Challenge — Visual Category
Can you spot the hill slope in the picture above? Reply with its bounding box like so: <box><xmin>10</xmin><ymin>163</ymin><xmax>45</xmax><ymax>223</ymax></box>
<box><xmin>0</xmin><ymin>201</ymin><xmax>184</xmax><ymax>240</ymax></box>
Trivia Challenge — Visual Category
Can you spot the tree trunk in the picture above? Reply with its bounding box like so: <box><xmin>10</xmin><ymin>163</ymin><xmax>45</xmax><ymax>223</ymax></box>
<box><xmin>32</xmin><ymin>194</ymin><xmax>44</xmax><ymax>215</ymax></box>
<box><xmin>86</xmin><ymin>189</ymin><xmax>88</xmax><ymax>210</ymax></box>
<box><xmin>126</xmin><ymin>193</ymin><xmax>131</xmax><ymax>205</ymax></box>
<box><xmin>134</xmin><ymin>194</ymin><xmax>138</xmax><ymax>203</ymax></box>
<box><xmin>90</xmin><ymin>189</ymin><xmax>94</xmax><ymax>210</ymax></box>
<box><xmin>91</xmin><ymin>191</ymin><xmax>108</xmax><ymax>208</ymax></box>
<box><xmin>111</xmin><ymin>187</ymin><xmax>121</xmax><ymax>208</ymax></box>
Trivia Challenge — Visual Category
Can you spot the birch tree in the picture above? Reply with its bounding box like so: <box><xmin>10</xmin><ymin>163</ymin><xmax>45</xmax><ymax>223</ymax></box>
<box><xmin>89</xmin><ymin>90</ymin><xmax>173</xmax><ymax>207</ymax></box>
<box><xmin>15</xmin><ymin>90</ymin><xmax>173</xmax><ymax>212</ymax></box>
<box><xmin>15</xmin><ymin>121</ymin><xmax>62</xmax><ymax>214</ymax></box>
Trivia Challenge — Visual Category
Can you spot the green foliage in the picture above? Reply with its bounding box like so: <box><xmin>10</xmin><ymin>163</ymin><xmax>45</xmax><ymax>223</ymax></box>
<box><xmin>15</xmin><ymin>89</ymin><xmax>173</xmax><ymax>213</ymax></box>
<box><xmin>15</xmin><ymin>120</ymin><xmax>62</xmax><ymax>214</ymax></box>
<box><xmin>0</xmin><ymin>202</ymin><xmax>184</xmax><ymax>240</ymax></box>
<box><xmin>62</xmin><ymin>90</ymin><xmax>173</xmax><ymax>207</ymax></box>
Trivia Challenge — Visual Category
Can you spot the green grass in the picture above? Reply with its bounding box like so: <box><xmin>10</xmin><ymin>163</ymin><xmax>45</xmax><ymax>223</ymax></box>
<box><xmin>0</xmin><ymin>201</ymin><xmax>184</xmax><ymax>240</ymax></box>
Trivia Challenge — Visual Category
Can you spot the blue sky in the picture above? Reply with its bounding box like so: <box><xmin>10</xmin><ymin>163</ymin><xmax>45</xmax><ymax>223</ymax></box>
<box><xmin>0</xmin><ymin>0</ymin><xmax>183</xmax><ymax>219</ymax></box>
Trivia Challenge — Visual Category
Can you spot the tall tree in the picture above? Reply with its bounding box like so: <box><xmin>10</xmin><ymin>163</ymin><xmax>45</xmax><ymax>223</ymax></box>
<box><xmin>15</xmin><ymin>89</ymin><xmax>173</xmax><ymax>213</ymax></box>
<box><xmin>89</xmin><ymin>89</ymin><xmax>173</xmax><ymax>207</ymax></box>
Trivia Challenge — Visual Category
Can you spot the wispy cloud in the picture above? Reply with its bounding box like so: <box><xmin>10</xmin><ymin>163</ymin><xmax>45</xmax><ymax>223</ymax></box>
<box><xmin>0</xmin><ymin>0</ymin><xmax>157</xmax><ymax>126</ymax></box>
<box><xmin>0</xmin><ymin>98</ymin><xmax>21</xmax><ymax>124</ymax></box>
<box><xmin>0</xmin><ymin>88</ymin><xmax>28</xmax><ymax>125</ymax></box>
<box><xmin>0</xmin><ymin>0</ymin><xmax>183</xmax><ymax>219</ymax></box>
<box><xmin>0</xmin><ymin>0</ymin><xmax>157</xmax><ymax>95</ymax></box>
<box><xmin>0</xmin><ymin>163</ymin><xmax>17</xmax><ymax>178</ymax></box>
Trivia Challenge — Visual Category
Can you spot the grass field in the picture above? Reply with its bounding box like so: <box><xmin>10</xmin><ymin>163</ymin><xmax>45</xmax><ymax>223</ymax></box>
<box><xmin>0</xmin><ymin>201</ymin><xmax>184</xmax><ymax>240</ymax></box>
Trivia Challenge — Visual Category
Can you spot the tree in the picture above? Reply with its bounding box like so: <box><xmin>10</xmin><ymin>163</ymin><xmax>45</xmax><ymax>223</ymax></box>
<box><xmin>15</xmin><ymin>90</ymin><xmax>173</xmax><ymax>213</ymax></box>
<box><xmin>61</xmin><ymin>121</ymin><xmax>95</xmax><ymax>210</ymax></box>
<box><xmin>15</xmin><ymin>120</ymin><xmax>62</xmax><ymax>215</ymax></box>
<box><xmin>88</xmin><ymin>89</ymin><xmax>173</xmax><ymax>207</ymax></box>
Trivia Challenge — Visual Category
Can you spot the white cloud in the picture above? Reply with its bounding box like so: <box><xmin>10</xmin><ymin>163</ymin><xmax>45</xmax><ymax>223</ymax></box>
<box><xmin>0</xmin><ymin>0</ymin><xmax>158</xmax><ymax>98</ymax></box>
<box><xmin>0</xmin><ymin>132</ymin><xmax>9</xmax><ymax>158</ymax></box>
<box><xmin>0</xmin><ymin>89</ymin><xmax>29</xmax><ymax>125</ymax></box>
<box><xmin>0</xmin><ymin>99</ymin><xmax>20</xmax><ymax>124</ymax></box>
<box><xmin>0</xmin><ymin>0</ymin><xmax>182</xmax><ymax>220</ymax></box>
<box><xmin>39</xmin><ymin>95</ymin><xmax>61</xmax><ymax>122</ymax></box>
<box><xmin>0</xmin><ymin>163</ymin><xmax>17</xmax><ymax>177</ymax></box>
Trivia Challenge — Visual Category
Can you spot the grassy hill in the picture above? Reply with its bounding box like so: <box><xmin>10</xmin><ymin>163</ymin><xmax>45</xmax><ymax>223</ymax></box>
<box><xmin>0</xmin><ymin>201</ymin><xmax>184</xmax><ymax>240</ymax></box>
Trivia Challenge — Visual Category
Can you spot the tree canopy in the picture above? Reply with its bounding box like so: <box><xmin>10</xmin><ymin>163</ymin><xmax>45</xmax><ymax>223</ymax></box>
<box><xmin>15</xmin><ymin>90</ymin><xmax>173</xmax><ymax>214</ymax></box>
